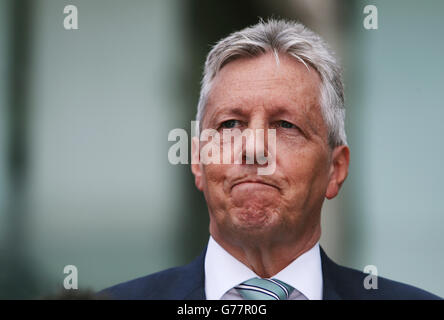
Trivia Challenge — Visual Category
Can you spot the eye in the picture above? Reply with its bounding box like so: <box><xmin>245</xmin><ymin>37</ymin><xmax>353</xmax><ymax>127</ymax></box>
<box><xmin>220</xmin><ymin>119</ymin><xmax>239</xmax><ymax>129</ymax></box>
<box><xmin>278</xmin><ymin>120</ymin><xmax>296</xmax><ymax>129</ymax></box>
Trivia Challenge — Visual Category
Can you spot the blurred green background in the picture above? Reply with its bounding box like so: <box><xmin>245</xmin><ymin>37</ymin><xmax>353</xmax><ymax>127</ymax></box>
<box><xmin>1</xmin><ymin>0</ymin><xmax>443</xmax><ymax>299</ymax></box>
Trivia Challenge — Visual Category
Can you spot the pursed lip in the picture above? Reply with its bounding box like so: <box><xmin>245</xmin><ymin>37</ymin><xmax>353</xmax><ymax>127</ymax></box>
<box><xmin>231</xmin><ymin>177</ymin><xmax>279</xmax><ymax>190</ymax></box>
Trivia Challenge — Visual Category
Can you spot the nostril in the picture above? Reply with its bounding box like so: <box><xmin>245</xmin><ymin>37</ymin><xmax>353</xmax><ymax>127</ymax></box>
<box><xmin>243</xmin><ymin>152</ymin><xmax>255</xmax><ymax>165</ymax></box>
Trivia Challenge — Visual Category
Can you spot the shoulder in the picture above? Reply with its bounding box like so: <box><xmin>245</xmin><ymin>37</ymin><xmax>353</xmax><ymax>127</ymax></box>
<box><xmin>98</xmin><ymin>266</ymin><xmax>188</xmax><ymax>300</ymax></box>
<box><xmin>321</xmin><ymin>249</ymin><xmax>441</xmax><ymax>300</ymax></box>
<box><xmin>97</xmin><ymin>249</ymin><xmax>206</xmax><ymax>300</ymax></box>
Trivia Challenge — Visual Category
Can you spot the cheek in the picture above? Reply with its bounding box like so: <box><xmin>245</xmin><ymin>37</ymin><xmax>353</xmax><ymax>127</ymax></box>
<box><xmin>203</xmin><ymin>163</ymin><xmax>226</xmax><ymax>185</ymax></box>
<box><xmin>201</xmin><ymin>164</ymin><xmax>229</xmax><ymax>203</ymax></box>
<box><xmin>277</xmin><ymin>144</ymin><xmax>330</xmax><ymax>200</ymax></box>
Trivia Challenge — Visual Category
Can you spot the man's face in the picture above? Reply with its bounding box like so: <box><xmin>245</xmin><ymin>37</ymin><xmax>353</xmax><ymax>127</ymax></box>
<box><xmin>192</xmin><ymin>53</ymin><xmax>348</xmax><ymax>247</ymax></box>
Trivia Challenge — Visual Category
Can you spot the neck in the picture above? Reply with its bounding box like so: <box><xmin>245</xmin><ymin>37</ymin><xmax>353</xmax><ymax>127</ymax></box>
<box><xmin>211</xmin><ymin>226</ymin><xmax>321</xmax><ymax>278</ymax></box>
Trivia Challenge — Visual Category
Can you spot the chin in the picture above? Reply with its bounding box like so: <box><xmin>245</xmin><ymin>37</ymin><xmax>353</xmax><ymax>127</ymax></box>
<box><xmin>230</xmin><ymin>207</ymin><xmax>279</xmax><ymax>231</ymax></box>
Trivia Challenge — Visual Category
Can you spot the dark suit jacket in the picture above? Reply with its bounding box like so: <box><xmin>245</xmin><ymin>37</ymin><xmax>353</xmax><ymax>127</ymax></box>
<box><xmin>99</xmin><ymin>246</ymin><xmax>441</xmax><ymax>300</ymax></box>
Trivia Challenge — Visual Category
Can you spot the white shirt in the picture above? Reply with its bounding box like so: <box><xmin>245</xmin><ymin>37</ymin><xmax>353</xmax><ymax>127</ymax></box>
<box><xmin>204</xmin><ymin>236</ymin><xmax>323</xmax><ymax>300</ymax></box>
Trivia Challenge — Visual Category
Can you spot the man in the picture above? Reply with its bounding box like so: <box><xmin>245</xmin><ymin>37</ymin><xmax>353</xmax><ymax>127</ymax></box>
<box><xmin>100</xmin><ymin>19</ymin><xmax>440</xmax><ymax>300</ymax></box>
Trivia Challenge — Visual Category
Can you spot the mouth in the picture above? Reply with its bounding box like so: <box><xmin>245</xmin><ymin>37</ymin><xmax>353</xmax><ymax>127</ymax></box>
<box><xmin>231</xmin><ymin>179</ymin><xmax>279</xmax><ymax>191</ymax></box>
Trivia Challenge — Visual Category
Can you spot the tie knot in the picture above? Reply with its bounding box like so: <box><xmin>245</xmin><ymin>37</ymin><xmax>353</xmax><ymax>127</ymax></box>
<box><xmin>235</xmin><ymin>277</ymin><xmax>294</xmax><ymax>300</ymax></box>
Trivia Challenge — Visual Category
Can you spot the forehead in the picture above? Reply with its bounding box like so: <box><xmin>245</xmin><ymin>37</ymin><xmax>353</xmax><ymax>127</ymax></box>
<box><xmin>205</xmin><ymin>53</ymin><xmax>323</xmax><ymax>122</ymax></box>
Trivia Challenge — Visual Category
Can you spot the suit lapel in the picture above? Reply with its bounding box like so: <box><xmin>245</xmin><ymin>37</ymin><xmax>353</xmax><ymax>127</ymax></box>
<box><xmin>320</xmin><ymin>246</ymin><xmax>342</xmax><ymax>300</ymax></box>
<box><xmin>183</xmin><ymin>285</ymin><xmax>206</xmax><ymax>300</ymax></box>
<box><xmin>181</xmin><ymin>247</ymin><xmax>207</xmax><ymax>300</ymax></box>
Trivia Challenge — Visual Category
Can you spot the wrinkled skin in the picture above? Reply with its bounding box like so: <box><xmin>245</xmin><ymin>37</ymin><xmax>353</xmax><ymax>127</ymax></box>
<box><xmin>191</xmin><ymin>53</ymin><xmax>349</xmax><ymax>277</ymax></box>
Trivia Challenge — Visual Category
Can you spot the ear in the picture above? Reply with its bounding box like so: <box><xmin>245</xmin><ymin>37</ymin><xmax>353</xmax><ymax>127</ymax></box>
<box><xmin>325</xmin><ymin>145</ymin><xmax>350</xmax><ymax>199</ymax></box>
<box><xmin>191</xmin><ymin>136</ymin><xmax>204</xmax><ymax>191</ymax></box>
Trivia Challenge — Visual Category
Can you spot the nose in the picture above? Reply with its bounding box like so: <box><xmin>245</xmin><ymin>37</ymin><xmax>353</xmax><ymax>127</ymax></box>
<box><xmin>242</xmin><ymin>118</ymin><xmax>269</xmax><ymax>165</ymax></box>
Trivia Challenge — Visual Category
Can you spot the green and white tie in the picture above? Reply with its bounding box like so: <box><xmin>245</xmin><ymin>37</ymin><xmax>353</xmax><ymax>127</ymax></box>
<box><xmin>235</xmin><ymin>277</ymin><xmax>294</xmax><ymax>300</ymax></box>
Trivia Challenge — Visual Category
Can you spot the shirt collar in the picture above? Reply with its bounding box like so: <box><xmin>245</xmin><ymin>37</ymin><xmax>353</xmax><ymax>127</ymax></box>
<box><xmin>204</xmin><ymin>235</ymin><xmax>323</xmax><ymax>300</ymax></box>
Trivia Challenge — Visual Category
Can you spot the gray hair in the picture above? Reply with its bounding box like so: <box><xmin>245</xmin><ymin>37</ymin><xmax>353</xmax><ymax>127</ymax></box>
<box><xmin>195</xmin><ymin>19</ymin><xmax>347</xmax><ymax>148</ymax></box>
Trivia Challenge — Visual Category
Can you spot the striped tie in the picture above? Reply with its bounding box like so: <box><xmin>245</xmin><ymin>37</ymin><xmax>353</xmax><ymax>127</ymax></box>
<box><xmin>235</xmin><ymin>277</ymin><xmax>294</xmax><ymax>300</ymax></box>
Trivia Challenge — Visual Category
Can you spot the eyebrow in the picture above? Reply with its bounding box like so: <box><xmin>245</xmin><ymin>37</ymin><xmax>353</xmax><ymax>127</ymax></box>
<box><xmin>212</xmin><ymin>104</ymin><xmax>302</xmax><ymax>120</ymax></box>
<box><xmin>202</xmin><ymin>105</ymin><xmax>246</xmax><ymax>128</ymax></box>
<box><xmin>212</xmin><ymin>106</ymin><xmax>246</xmax><ymax>119</ymax></box>
<box><xmin>269</xmin><ymin>104</ymin><xmax>322</xmax><ymax>134</ymax></box>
